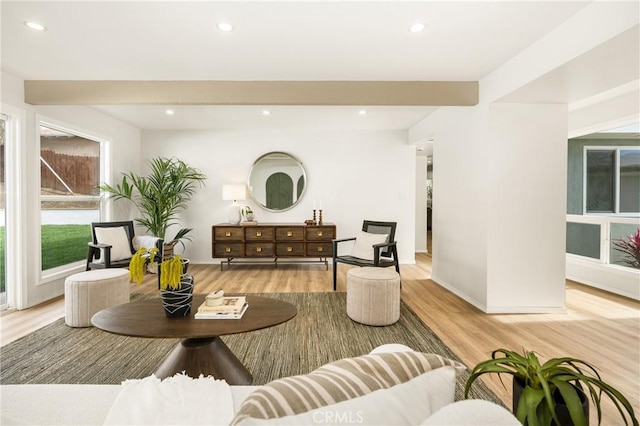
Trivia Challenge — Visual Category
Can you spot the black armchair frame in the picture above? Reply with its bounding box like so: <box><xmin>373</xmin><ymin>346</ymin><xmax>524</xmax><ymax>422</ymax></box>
<box><xmin>331</xmin><ymin>220</ymin><xmax>400</xmax><ymax>291</ymax></box>
<box><xmin>86</xmin><ymin>221</ymin><xmax>138</xmax><ymax>271</ymax></box>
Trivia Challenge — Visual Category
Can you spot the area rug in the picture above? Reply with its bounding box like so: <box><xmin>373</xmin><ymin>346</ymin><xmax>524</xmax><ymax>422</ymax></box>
<box><xmin>0</xmin><ymin>292</ymin><xmax>501</xmax><ymax>404</ymax></box>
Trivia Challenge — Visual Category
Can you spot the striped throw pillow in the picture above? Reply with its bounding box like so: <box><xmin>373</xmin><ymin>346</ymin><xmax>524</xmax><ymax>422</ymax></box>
<box><xmin>230</xmin><ymin>352</ymin><xmax>466</xmax><ymax>424</ymax></box>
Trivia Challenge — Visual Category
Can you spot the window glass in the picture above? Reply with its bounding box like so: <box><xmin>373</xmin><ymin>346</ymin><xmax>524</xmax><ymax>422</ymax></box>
<box><xmin>586</xmin><ymin>150</ymin><xmax>615</xmax><ymax>213</ymax></box>
<box><xmin>619</xmin><ymin>150</ymin><xmax>640</xmax><ymax>213</ymax></box>
<box><xmin>40</xmin><ymin>125</ymin><xmax>100</xmax><ymax>272</ymax></box>
<box><xmin>566</xmin><ymin>222</ymin><xmax>600</xmax><ymax>259</ymax></box>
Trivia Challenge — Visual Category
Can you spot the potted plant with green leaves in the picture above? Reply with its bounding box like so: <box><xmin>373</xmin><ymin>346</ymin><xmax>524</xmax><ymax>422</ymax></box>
<box><xmin>464</xmin><ymin>348</ymin><xmax>638</xmax><ymax>426</ymax></box>
<box><xmin>612</xmin><ymin>228</ymin><xmax>640</xmax><ymax>269</ymax></box>
<box><xmin>99</xmin><ymin>157</ymin><xmax>206</xmax><ymax>290</ymax></box>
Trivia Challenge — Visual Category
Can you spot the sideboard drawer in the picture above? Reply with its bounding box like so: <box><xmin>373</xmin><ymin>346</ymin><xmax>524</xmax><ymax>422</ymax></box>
<box><xmin>245</xmin><ymin>226</ymin><xmax>274</xmax><ymax>241</ymax></box>
<box><xmin>214</xmin><ymin>227</ymin><xmax>243</xmax><ymax>241</ymax></box>
<box><xmin>245</xmin><ymin>242</ymin><xmax>274</xmax><ymax>257</ymax></box>
<box><xmin>306</xmin><ymin>242</ymin><xmax>332</xmax><ymax>256</ymax></box>
<box><xmin>275</xmin><ymin>242</ymin><xmax>305</xmax><ymax>257</ymax></box>
<box><xmin>213</xmin><ymin>242</ymin><xmax>244</xmax><ymax>257</ymax></box>
<box><xmin>305</xmin><ymin>226</ymin><xmax>335</xmax><ymax>241</ymax></box>
<box><xmin>275</xmin><ymin>227</ymin><xmax>304</xmax><ymax>241</ymax></box>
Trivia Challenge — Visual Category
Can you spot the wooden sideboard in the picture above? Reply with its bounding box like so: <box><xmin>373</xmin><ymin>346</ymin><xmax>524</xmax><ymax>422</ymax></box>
<box><xmin>212</xmin><ymin>223</ymin><xmax>336</xmax><ymax>270</ymax></box>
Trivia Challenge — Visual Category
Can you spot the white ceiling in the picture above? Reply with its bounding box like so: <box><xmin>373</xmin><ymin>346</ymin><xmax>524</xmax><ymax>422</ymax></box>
<box><xmin>1</xmin><ymin>0</ymin><xmax>630</xmax><ymax>132</ymax></box>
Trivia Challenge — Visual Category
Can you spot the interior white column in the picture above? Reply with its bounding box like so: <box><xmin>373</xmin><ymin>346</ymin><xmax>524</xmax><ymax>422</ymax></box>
<box><xmin>485</xmin><ymin>103</ymin><xmax>567</xmax><ymax>313</ymax></box>
<box><xmin>429</xmin><ymin>103</ymin><xmax>567</xmax><ymax>313</ymax></box>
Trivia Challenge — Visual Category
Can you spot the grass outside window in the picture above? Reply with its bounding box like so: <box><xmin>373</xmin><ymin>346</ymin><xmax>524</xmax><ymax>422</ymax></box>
<box><xmin>0</xmin><ymin>224</ymin><xmax>92</xmax><ymax>292</ymax></box>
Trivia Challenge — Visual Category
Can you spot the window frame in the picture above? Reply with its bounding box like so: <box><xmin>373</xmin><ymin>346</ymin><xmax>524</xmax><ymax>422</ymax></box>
<box><xmin>583</xmin><ymin>145</ymin><xmax>640</xmax><ymax>217</ymax></box>
<box><xmin>37</xmin><ymin>116</ymin><xmax>110</xmax><ymax>283</ymax></box>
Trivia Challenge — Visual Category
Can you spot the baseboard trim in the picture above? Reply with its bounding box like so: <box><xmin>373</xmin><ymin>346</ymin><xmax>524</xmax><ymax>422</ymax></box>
<box><xmin>432</xmin><ymin>275</ymin><xmax>567</xmax><ymax>314</ymax></box>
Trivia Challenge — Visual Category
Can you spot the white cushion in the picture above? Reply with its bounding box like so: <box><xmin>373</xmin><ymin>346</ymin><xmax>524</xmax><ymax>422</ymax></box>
<box><xmin>422</xmin><ymin>399</ymin><xmax>520</xmax><ymax>425</ymax></box>
<box><xmin>94</xmin><ymin>226</ymin><xmax>131</xmax><ymax>262</ymax></box>
<box><xmin>234</xmin><ymin>367</ymin><xmax>457</xmax><ymax>426</ymax></box>
<box><xmin>369</xmin><ymin>343</ymin><xmax>414</xmax><ymax>354</ymax></box>
<box><xmin>133</xmin><ymin>235</ymin><xmax>161</xmax><ymax>251</ymax></box>
<box><xmin>349</xmin><ymin>231</ymin><xmax>389</xmax><ymax>260</ymax></box>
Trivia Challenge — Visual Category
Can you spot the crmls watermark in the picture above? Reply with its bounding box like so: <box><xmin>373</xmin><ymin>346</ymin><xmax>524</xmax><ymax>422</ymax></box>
<box><xmin>312</xmin><ymin>410</ymin><xmax>364</xmax><ymax>424</ymax></box>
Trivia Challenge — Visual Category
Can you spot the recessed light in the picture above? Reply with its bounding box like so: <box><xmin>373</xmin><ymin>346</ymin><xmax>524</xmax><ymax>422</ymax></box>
<box><xmin>217</xmin><ymin>22</ymin><xmax>234</xmax><ymax>32</ymax></box>
<box><xmin>417</xmin><ymin>147</ymin><xmax>425</xmax><ymax>152</ymax></box>
<box><xmin>165</xmin><ymin>109</ymin><xmax>174</xmax><ymax>115</ymax></box>
<box><xmin>358</xmin><ymin>110</ymin><xmax>367</xmax><ymax>116</ymax></box>
<box><xmin>24</xmin><ymin>21</ymin><xmax>47</xmax><ymax>31</ymax></box>
<box><xmin>262</xmin><ymin>110</ymin><xmax>271</xmax><ymax>116</ymax></box>
<box><xmin>409</xmin><ymin>23</ymin><xmax>426</xmax><ymax>33</ymax></box>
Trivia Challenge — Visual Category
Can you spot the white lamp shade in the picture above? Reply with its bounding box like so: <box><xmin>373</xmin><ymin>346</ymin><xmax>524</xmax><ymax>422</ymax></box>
<box><xmin>222</xmin><ymin>184</ymin><xmax>247</xmax><ymax>201</ymax></box>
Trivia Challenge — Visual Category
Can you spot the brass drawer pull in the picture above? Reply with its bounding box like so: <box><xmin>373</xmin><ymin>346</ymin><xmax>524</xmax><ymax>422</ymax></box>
<box><xmin>317</xmin><ymin>246</ymin><xmax>324</xmax><ymax>252</ymax></box>
<box><xmin>317</xmin><ymin>231</ymin><xmax>323</xmax><ymax>237</ymax></box>
<box><xmin>256</xmin><ymin>231</ymin><xmax>262</xmax><ymax>237</ymax></box>
<box><xmin>287</xmin><ymin>246</ymin><xmax>293</xmax><ymax>252</ymax></box>
<box><xmin>225</xmin><ymin>247</ymin><xmax>231</xmax><ymax>253</ymax></box>
<box><xmin>225</xmin><ymin>231</ymin><xmax>231</xmax><ymax>237</ymax></box>
<box><xmin>287</xmin><ymin>231</ymin><xmax>293</xmax><ymax>237</ymax></box>
<box><xmin>256</xmin><ymin>246</ymin><xmax>262</xmax><ymax>252</ymax></box>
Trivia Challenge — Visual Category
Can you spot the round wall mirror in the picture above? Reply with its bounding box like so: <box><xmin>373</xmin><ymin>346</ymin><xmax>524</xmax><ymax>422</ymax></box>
<box><xmin>247</xmin><ymin>152</ymin><xmax>307</xmax><ymax>212</ymax></box>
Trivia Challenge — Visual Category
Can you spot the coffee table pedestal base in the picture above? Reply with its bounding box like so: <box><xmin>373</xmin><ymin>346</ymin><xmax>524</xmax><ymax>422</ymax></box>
<box><xmin>154</xmin><ymin>336</ymin><xmax>253</xmax><ymax>385</ymax></box>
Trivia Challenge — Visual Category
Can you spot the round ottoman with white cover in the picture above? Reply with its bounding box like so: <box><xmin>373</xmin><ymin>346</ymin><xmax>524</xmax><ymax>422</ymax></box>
<box><xmin>64</xmin><ymin>269</ymin><xmax>130</xmax><ymax>327</ymax></box>
<box><xmin>346</xmin><ymin>267</ymin><xmax>400</xmax><ymax>326</ymax></box>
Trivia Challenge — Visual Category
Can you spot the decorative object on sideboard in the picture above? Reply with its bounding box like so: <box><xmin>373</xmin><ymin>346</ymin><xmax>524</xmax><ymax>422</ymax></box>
<box><xmin>464</xmin><ymin>348</ymin><xmax>638</xmax><ymax>426</ymax></box>
<box><xmin>223</xmin><ymin>184</ymin><xmax>247</xmax><ymax>225</ymax></box>
<box><xmin>312</xmin><ymin>209</ymin><xmax>317</xmax><ymax>225</ymax></box>
<box><xmin>242</xmin><ymin>206</ymin><xmax>255</xmax><ymax>222</ymax></box>
<box><xmin>247</xmin><ymin>151</ymin><xmax>306</xmax><ymax>212</ymax></box>
<box><xmin>318</xmin><ymin>209</ymin><xmax>323</xmax><ymax>225</ymax></box>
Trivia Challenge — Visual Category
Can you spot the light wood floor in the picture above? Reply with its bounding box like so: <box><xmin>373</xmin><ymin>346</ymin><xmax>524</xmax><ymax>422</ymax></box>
<box><xmin>1</xmin><ymin>250</ymin><xmax>638</xmax><ymax>425</ymax></box>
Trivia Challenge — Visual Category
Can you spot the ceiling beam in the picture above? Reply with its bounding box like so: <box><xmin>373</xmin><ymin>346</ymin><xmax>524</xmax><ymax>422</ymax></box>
<box><xmin>24</xmin><ymin>80</ymin><xmax>478</xmax><ymax>106</ymax></box>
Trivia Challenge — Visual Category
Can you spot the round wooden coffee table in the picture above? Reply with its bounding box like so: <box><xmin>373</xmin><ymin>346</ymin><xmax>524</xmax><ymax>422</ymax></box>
<box><xmin>91</xmin><ymin>294</ymin><xmax>297</xmax><ymax>385</ymax></box>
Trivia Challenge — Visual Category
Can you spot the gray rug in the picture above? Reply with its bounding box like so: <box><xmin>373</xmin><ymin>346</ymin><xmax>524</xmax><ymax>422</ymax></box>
<box><xmin>0</xmin><ymin>292</ymin><xmax>501</xmax><ymax>404</ymax></box>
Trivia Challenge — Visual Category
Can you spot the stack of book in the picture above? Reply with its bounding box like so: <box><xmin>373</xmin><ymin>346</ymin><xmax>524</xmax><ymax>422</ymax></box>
<box><xmin>194</xmin><ymin>296</ymin><xmax>248</xmax><ymax>319</ymax></box>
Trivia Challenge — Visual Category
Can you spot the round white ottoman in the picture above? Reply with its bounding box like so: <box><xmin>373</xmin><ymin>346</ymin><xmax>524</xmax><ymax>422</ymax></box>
<box><xmin>64</xmin><ymin>269</ymin><xmax>130</xmax><ymax>327</ymax></box>
<box><xmin>346</xmin><ymin>267</ymin><xmax>400</xmax><ymax>326</ymax></box>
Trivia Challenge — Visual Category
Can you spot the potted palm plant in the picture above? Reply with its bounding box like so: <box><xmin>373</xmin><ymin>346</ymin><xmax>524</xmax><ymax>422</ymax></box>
<box><xmin>99</xmin><ymin>157</ymin><xmax>206</xmax><ymax>290</ymax></box>
<box><xmin>464</xmin><ymin>348</ymin><xmax>638</xmax><ymax>426</ymax></box>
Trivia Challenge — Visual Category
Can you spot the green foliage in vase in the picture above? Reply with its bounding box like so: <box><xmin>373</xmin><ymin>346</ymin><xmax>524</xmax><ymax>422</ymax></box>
<box><xmin>99</xmin><ymin>157</ymin><xmax>206</xmax><ymax>243</ymax></box>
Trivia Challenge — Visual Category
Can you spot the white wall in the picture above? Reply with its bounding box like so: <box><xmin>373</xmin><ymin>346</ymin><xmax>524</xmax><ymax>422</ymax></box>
<box><xmin>141</xmin><ymin>129</ymin><xmax>416</xmax><ymax>265</ymax></box>
<box><xmin>429</xmin><ymin>106</ymin><xmax>490</xmax><ymax>309</ymax></box>
<box><xmin>1</xmin><ymin>71</ymin><xmax>142</xmax><ymax>309</ymax></box>
<box><xmin>486</xmin><ymin>103</ymin><xmax>567</xmax><ymax>312</ymax></box>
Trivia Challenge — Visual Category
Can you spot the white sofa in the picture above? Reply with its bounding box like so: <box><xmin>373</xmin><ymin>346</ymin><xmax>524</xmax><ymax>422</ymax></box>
<box><xmin>0</xmin><ymin>345</ymin><xmax>519</xmax><ymax>425</ymax></box>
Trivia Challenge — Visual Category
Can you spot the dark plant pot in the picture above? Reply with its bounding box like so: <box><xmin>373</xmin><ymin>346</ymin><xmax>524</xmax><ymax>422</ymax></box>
<box><xmin>160</xmin><ymin>275</ymin><xmax>194</xmax><ymax>318</ymax></box>
<box><xmin>182</xmin><ymin>259</ymin><xmax>190</xmax><ymax>274</ymax></box>
<box><xmin>513</xmin><ymin>376</ymin><xmax>589</xmax><ymax>426</ymax></box>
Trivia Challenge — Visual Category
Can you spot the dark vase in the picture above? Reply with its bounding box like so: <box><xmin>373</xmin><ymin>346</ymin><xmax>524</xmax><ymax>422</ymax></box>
<box><xmin>513</xmin><ymin>376</ymin><xmax>589</xmax><ymax>426</ymax></box>
<box><xmin>160</xmin><ymin>274</ymin><xmax>194</xmax><ymax>318</ymax></box>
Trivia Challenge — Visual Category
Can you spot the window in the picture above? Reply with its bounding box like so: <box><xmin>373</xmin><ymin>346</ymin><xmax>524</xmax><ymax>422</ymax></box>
<box><xmin>584</xmin><ymin>147</ymin><xmax>640</xmax><ymax>215</ymax></box>
<box><xmin>39</xmin><ymin>123</ymin><xmax>103</xmax><ymax>273</ymax></box>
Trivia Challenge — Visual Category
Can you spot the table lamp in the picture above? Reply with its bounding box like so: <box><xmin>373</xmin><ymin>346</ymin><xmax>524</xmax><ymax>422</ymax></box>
<box><xmin>222</xmin><ymin>184</ymin><xmax>247</xmax><ymax>225</ymax></box>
